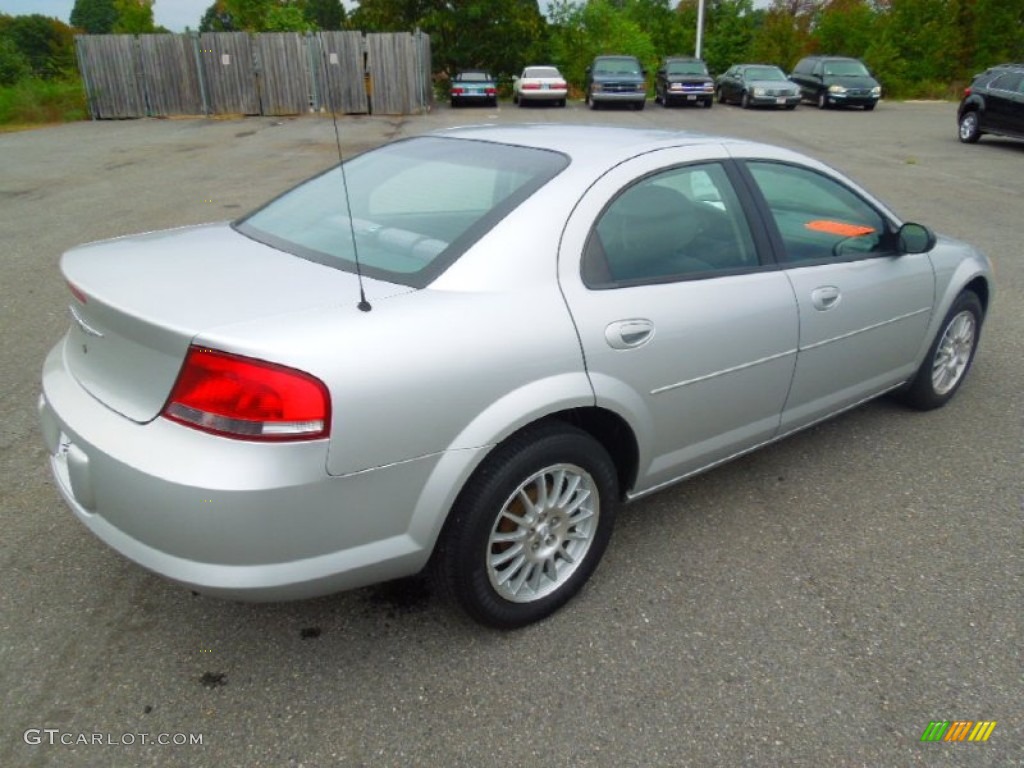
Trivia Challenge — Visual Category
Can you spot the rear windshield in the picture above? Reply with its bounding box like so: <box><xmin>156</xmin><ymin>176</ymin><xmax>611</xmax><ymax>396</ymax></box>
<box><xmin>458</xmin><ymin>71</ymin><xmax>491</xmax><ymax>82</ymax></box>
<box><xmin>236</xmin><ymin>137</ymin><xmax>568</xmax><ymax>288</ymax></box>
<box><xmin>524</xmin><ymin>67</ymin><xmax>561</xmax><ymax>79</ymax></box>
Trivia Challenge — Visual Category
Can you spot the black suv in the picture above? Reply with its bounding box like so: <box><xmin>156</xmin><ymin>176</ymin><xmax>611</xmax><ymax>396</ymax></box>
<box><xmin>958</xmin><ymin>63</ymin><xmax>1024</xmax><ymax>144</ymax></box>
<box><xmin>789</xmin><ymin>55</ymin><xmax>881</xmax><ymax>110</ymax></box>
<box><xmin>655</xmin><ymin>57</ymin><xmax>713</xmax><ymax>108</ymax></box>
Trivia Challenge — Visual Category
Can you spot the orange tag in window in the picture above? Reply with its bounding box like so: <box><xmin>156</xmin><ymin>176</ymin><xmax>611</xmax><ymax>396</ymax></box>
<box><xmin>805</xmin><ymin>220</ymin><xmax>876</xmax><ymax>237</ymax></box>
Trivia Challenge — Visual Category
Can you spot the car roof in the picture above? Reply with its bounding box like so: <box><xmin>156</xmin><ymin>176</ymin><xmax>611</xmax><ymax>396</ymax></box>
<box><xmin>433</xmin><ymin>124</ymin><xmax>775</xmax><ymax>167</ymax></box>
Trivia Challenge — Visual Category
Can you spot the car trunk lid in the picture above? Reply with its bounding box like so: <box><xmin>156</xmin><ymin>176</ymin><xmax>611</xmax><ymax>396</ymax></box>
<box><xmin>61</xmin><ymin>222</ymin><xmax>411</xmax><ymax>422</ymax></box>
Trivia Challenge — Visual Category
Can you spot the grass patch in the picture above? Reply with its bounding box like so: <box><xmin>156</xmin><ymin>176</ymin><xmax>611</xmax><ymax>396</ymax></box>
<box><xmin>0</xmin><ymin>77</ymin><xmax>88</xmax><ymax>128</ymax></box>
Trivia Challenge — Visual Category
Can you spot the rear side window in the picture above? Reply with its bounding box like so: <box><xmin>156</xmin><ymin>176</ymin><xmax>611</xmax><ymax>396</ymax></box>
<box><xmin>583</xmin><ymin>163</ymin><xmax>759</xmax><ymax>287</ymax></box>
<box><xmin>238</xmin><ymin>137</ymin><xmax>568</xmax><ymax>288</ymax></box>
<box><xmin>989</xmin><ymin>72</ymin><xmax>1023</xmax><ymax>92</ymax></box>
<box><xmin>746</xmin><ymin>162</ymin><xmax>892</xmax><ymax>263</ymax></box>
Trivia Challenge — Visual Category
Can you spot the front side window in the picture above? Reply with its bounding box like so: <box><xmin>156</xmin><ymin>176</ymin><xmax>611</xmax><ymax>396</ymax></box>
<box><xmin>237</xmin><ymin>137</ymin><xmax>568</xmax><ymax>288</ymax></box>
<box><xmin>583</xmin><ymin>163</ymin><xmax>759</xmax><ymax>288</ymax></box>
<box><xmin>746</xmin><ymin>162</ymin><xmax>892</xmax><ymax>263</ymax></box>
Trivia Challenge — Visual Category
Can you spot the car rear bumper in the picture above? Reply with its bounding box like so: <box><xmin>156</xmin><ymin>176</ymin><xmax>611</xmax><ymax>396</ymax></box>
<box><xmin>38</xmin><ymin>339</ymin><xmax>461</xmax><ymax>601</ymax></box>
<box><xmin>520</xmin><ymin>89</ymin><xmax>567</xmax><ymax>102</ymax></box>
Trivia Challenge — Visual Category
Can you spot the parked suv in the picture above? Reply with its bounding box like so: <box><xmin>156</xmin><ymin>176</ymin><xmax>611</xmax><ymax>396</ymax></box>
<box><xmin>958</xmin><ymin>63</ymin><xmax>1024</xmax><ymax>144</ymax></box>
<box><xmin>789</xmin><ymin>55</ymin><xmax>881</xmax><ymax>110</ymax></box>
<box><xmin>655</xmin><ymin>56</ymin><xmax>714</xmax><ymax>108</ymax></box>
<box><xmin>584</xmin><ymin>55</ymin><xmax>647</xmax><ymax>110</ymax></box>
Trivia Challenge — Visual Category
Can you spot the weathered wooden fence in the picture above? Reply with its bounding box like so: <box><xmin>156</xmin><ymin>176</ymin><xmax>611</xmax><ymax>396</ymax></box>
<box><xmin>75</xmin><ymin>30</ymin><xmax>431</xmax><ymax>119</ymax></box>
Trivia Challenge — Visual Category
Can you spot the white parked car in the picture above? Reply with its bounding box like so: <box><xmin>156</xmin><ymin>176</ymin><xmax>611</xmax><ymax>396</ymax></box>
<box><xmin>512</xmin><ymin>66</ymin><xmax>568</xmax><ymax>107</ymax></box>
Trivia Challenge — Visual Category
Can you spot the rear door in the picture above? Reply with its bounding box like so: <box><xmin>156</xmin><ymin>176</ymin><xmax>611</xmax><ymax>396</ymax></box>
<box><xmin>558</xmin><ymin>147</ymin><xmax>799</xmax><ymax>495</ymax></box>
<box><xmin>737</xmin><ymin>159</ymin><xmax>935</xmax><ymax>433</ymax></box>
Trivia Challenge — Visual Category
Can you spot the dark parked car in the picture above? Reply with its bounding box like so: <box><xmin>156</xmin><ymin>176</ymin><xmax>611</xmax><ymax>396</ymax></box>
<box><xmin>715</xmin><ymin>64</ymin><xmax>800</xmax><ymax>109</ymax></box>
<box><xmin>584</xmin><ymin>55</ymin><xmax>647</xmax><ymax>110</ymax></box>
<box><xmin>958</xmin><ymin>63</ymin><xmax>1024</xmax><ymax>143</ymax></box>
<box><xmin>789</xmin><ymin>55</ymin><xmax>881</xmax><ymax>110</ymax></box>
<box><xmin>655</xmin><ymin>57</ymin><xmax>714</xmax><ymax>108</ymax></box>
<box><xmin>450</xmin><ymin>70</ymin><xmax>497</xmax><ymax>108</ymax></box>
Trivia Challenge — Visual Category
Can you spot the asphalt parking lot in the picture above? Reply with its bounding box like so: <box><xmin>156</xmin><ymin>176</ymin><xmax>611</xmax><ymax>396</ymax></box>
<box><xmin>1</xmin><ymin>100</ymin><xmax>1021</xmax><ymax>767</ymax></box>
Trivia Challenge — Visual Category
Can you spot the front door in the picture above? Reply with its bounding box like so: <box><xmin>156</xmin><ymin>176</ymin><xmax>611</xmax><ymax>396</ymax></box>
<box><xmin>738</xmin><ymin>160</ymin><xmax>935</xmax><ymax>433</ymax></box>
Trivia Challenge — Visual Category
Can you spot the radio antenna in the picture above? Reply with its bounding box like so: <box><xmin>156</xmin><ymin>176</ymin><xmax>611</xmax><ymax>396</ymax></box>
<box><xmin>322</xmin><ymin>37</ymin><xmax>371</xmax><ymax>312</ymax></box>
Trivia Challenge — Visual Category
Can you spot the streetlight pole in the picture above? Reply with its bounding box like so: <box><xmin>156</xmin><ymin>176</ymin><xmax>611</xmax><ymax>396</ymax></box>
<box><xmin>695</xmin><ymin>0</ymin><xmax>705</xmax><ymax>59</ymax></box>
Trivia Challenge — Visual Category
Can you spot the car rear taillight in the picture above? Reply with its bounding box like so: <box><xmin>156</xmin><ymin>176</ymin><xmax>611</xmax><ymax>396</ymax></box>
<box><xmin>451</xmin><ymin>87</ymin><xmax>464</xmax><ymax>95</ymax></box>
<box><xmin>522</xmin><ymin>83</ymin><xmax>540</xmax><ymax>90</ymax></box>
<box><xmin>68</xmin><ymin>281</ymin><xmax>88</xmax><ymax>304</ymax></box>
<box><xmin>963</xmin><ymin>86</ymin><xmax>972</xmax><ymax>97</ymax></box>
<box><xmin>554</xmin><ymin>81</ymin><xmax>567</xmax><ymax>90</ymax></box>
<box><xmin>486</xmin><ymin>87</ymin><xmax>496</xmax><ymax>95</ymax></box>
<box><xmin>162</xmin><ymin>346</ymin><xmax>330</xmax><ymax>441</ymax></box>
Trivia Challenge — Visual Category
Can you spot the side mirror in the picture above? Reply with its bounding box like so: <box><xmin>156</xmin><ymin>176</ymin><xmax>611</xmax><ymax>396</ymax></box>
<box><xmin>898</xmin><ymin>222</ymin><xmax>936</xmax><ymax>254</ymax></box>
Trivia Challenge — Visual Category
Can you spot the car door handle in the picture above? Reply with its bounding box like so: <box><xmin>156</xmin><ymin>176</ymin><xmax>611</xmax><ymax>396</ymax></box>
<box><xmin>811</xmin><ymin>286</ymin><xmax>841</xmax><ymax>311</ymax></box>
<box><xmin>605</xmin><ymin>319</ymin><xmax>654</xmax><ymax>349</ymax></box>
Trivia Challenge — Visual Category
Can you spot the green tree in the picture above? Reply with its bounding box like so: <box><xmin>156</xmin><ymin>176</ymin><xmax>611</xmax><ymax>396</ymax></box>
<box><xmin>113</xmin><ymin>0</ymin><xmax>156</xmax><ymax>34</ymax></box>
<box><xmin>0</xmin><ymin>35</ymin><xmax>31</xmax><ymax>85</ymax></box>
<box><xmin>697</xmin><ymin>0</ymin><xmax>757</xmax><ymax>75</ymax></box>
<box><xmin>424</xmin><ymin>0</ymin><xmax>546</xmax><ymax>78</ymax></box>
<box><xmin>970</xmin><ymin>0</ymin><xmax>1024</xmax><ymax>69</ymax></box>
<box><xmin>550</xmin><ymin>0</ymin><xmax>657</xmax><ymax>87</ymax></box>
<box><xmin>266</xmin><ymin>3</ymin><xmax>314</xmax><ymax>31</ymax></box>
<box><xmin>0</xmin><ymin>14</ymin><xmax>77</xmax><ymax>77</ymax></box>
<box><xmin>199</xmin><ymin>0</ymin><xmax>312</xmax><ymax>32</ymax></box>
<box><xmin>70</xmin><ymin>0</ymin><xmax>118</xmax><ymax>33</ymax></box>
<box><xmin>305</xmin><ymin>0</ymin><xmax>346</xmax><ymax>29</ymax></box>
<box><xmin>876</xmin><ymin>0</ymin><xmax>958</xmax><ymax>89</ymax></box>
<box><xmin>748</xmin><ymin>5</ymin><xmax>810</xmax><ymax>71</ymax></box>
<box><xmin>812</xmin><ymin>0</ymin><xmax>874</xmax><ymax>59</ymax></box>
<box><xmin>349</xmin><ymin>0</ymin><xmax>435</xmax><ymax>32</ymax></box>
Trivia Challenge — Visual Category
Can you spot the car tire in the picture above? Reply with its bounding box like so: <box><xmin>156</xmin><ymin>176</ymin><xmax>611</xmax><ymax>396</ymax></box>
<box><xmin>785</xmin><ymin>103</ymin><xmax>797</xmax><ymax>110</ymax></box>
<box><xmin>634</xmin><ymin>100</ymin><xmax>645</xmax><ymax>111</ymax></box>
<box><xmin>863</xmin><ymin>102</ymin><xmax>876</xmax><ymax>111</ymax></box>
<box><xmin>704</xmin><ymin>99</ymin><xmax>713</xmax><ymax>109</ymax></box>
<box><xmin>716</xmin><ymin>87</ymin><xmax>725</xmax><ymax>104</ymax></box>
<box><xmin>897</xmin><ymin>291</ymin><xmax>983</xmax><ymax>411</ymax></box>
<box><xmin>741</xmin><ymin>92</ymin><xmax>751</xmax><ymax>109</ymax></box>
<box><xmin>817</xmin><ymin>91</ymin><xmax>828</xmax><ymax>109</ymax></box>
<box><xmin>558</xmin><ymin>98</ymin><xmax>566</xmax><ymax>108</ymax></box>
<box><xmin>433</xmin><ymin>422</ymin><xmax>618</xmax><ymax>629</ymax></box>
<box><xmin>958</xmin><ymin>110</ymin><xmax>981</xmax><ymax>143</ymax></box>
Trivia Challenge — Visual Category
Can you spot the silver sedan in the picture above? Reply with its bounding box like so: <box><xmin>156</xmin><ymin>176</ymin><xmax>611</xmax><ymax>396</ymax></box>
<box><xmin>39</xmin><ymin>126</ymin><xmax>993</xmax><ymax>628</ymax></box>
